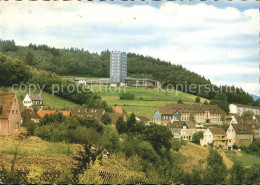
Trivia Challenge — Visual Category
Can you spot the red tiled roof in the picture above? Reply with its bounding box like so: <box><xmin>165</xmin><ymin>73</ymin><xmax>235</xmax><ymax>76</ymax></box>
<box><xmin>113</xmin><ymin>106</ymin><xmax>123</xmax><ymax>114</ymax></box>
<box><xmin>60</xmin><ymin>111</ymin><xmax>70</xmax><ymax>117</ymax></box>
<box><xmin>37</xmin><ymin>110</ymin><xmax>57</xmax><ymax>118</ymax></box>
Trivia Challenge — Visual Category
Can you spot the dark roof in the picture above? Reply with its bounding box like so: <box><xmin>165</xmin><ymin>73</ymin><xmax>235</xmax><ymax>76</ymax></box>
<box><xmin>232</xmin><ymin>104</ymin><xmax>260</xmax><ymax>109</ymax></box>
<box><xmin>232</xmin><ymin>124</ymin><xmax>253</xmax><ymax>134</ymax></box>
<box><xmin>109</xmin><ymin>113</ymin><xmax>125</xmax><ymax>124</ymax></box>
<box><xmin>185</xmin><ymin>121</ymin><xmax>196</xmax><ymax>129</ymax></box>
<box><xmin>167</xmin><ymin>121</ymin><xmax>184</xmax><ymax>128</ymax></box>
<box><xmin>167</xmin><ymin>121</ymin><xmax>196</xmax><ymax>129</ymax></box>
<box><xmin>136</xmin><ymin>115</ymin><xmax>150</xmax><ymax>122</ymax></box>
<box><xmin>157</xmin><ymin>103</ymin><xmax>225</xmax><ymax>115</ymax></box>
<box><xmin>234</xmin><ymin>115</ymin><xmax>244</xmax><ymax>123</ymax></box>
<box><xmin>241</xmin><ymin>119</ymin><xmax>260</xmax><ymax>129</ymax></box>
<box><xmin>71</xmin><ymin>108</ymin><xmax>105</xmax><ymax>119</ymax></box>
<box><xmin>0</xmin><ymin>92</ymin><xmax>15</xmax><ymax>119</ymax></box>
<box><xmin>28</xmin><ymin>94</ymin><xmax>43</xmax><ymax>101</ymax></box>
<box><xmin>21</xmin><ymin>109</ymin><xmax>40</xmax><ymax>126</ymax></box>
<box><xmin>209</xmin><ymin>127</ymin><xmax>226</xmax><ymax>135</ymax></box>
<box><xmin>21</xmin><ymin>109</ymin><xmax>41</xmax><ymax>119</ymax></box>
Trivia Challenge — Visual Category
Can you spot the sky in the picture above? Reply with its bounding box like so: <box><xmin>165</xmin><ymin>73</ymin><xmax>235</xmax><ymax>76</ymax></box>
<box><xmin>0</xmin><ymin>0</ymin><xmax>259</xmax><ymax>96</ymax></box>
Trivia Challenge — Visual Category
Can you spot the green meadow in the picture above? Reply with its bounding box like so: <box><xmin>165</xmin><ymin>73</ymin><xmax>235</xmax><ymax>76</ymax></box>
<box><xmin>91</xmin><ymin>85</ymin><xmax>209</xmax><ymax>119</ymax></box>
<box><xmin>0</xmin><ymin>87</ymin><xmax>78</xmax><ymax>110</ymax></box>
<box><xmin>234</xmin><ymin>153</ymin><xmax>260</xmax><ymax>167</ymax></box>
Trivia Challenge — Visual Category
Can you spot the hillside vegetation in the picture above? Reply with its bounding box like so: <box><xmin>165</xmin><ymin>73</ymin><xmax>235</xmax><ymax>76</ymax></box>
<box><xmin>92</xmin><ymin>86</ymin><xmax>208</xmax><ymax>119</ymax></box>
<box><xmin>0</xmin><ymin>39</ymin><xmax>258</xmax><ymax>107</ymax></box>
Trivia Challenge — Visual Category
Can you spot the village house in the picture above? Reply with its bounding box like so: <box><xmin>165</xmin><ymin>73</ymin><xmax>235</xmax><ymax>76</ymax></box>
<box><xmin>21</xmin><ymin>109</ymin><xmax>41</xmax><ymax>127</ymax></box>
<box><xmin>70</xmin><ymin>108</ymin><xmax>105</xmax><ymax>120</ymax></box>
<box><xmin>166</xmin><ymin>121</ymin><xmax>196</xmax><ymax>141</ymax></box>
<box><xmin>200</xmin><ymin>127</ymin><xmax>227</xmax><ymax>149</ymax></box>
<box><xmin>229</xmin><ymin>103</ymin><xmax>260</xmax><ymax>116</ymax></box>
<box><xmin>23</xmin><ymin>94</ymin><xmax>44</xmax><ymax>109</ymax></box>
<box><xmin>0</xmin><ymin>92</ymin><xmax>21</xmax><ymax>135</ymax></box>
<box><xmin>135</xmin><ymin>115</ymin><xmax>151</xmax><ymax>125</ymax></box>
<box><xmin>239</xmin><ymin>119</ymin><xmax>260</xmax><ymax>140</ymax></box>
<box><xmin>230</xmin><ymin>115</ymin><xmax>260</xmax><ymax>139</ymax></box>
<box><xmin>153</xmin><ymin>104</ymin><xmax>225</xmax><ymax>125</ymax></box>
<box><xmin>109</xmin><ymin>113</ymin><xmax>127</xmax><ymax>124</ymax></box>
<box><xmin>227</xmin><ymin>124</ymin><xmax>253</xmax><ymax>150</ymax></box>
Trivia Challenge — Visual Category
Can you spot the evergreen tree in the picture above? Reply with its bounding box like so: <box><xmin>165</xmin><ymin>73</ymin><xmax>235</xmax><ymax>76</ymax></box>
<box><xmin>230</xmin><ymin>161</ymin><xmax>244</xmax><ymax>184</ymax></box>
<box><xmin>127</xmin><ymin>113</ymin><xmax>136</xmax><ymax>132</ymax></box>
<box><xmin>25</xmin><ymin>51</ymin><xmax>35</xmax><ymax>66</ymax></box>
<box><xmin>177</xmin><ymin>99</ymin><xmax>183</xmax><ymax>104</ymax></box>
<box><xmin>204</xmin><ymin>149</ymin><xmax>227</xmax><ymax>184</ymax></box>
<box><xmin>100</xmin><ymin>113</ymin><xmax>111</xmax><ymax>125</ymax></box>
<box><xmin>203</xmin><ymin>100</ymin><xmax>209</xmax><ymax>105</ymax></box>
<box><xmin>116</xmin><ymin>116</ymin><xmax>127</xmax><ymax>134</ymax></box>
<box><xmin>195</xmin><ymin>96</ymin><xmax>200</xmax><ymax>103</ymax></box>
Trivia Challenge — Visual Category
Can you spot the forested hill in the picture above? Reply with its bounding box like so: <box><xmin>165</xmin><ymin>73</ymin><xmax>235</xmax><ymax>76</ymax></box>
<box><xmin>0</xmin><ymin>39</ymin><xmax>258</xmax><ymax>107</ymax></box>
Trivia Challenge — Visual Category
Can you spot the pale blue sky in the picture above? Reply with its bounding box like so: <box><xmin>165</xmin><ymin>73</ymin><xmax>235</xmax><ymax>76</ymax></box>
<box><xmin>0</xmin><ymin>0</ymin><xmax>259</xmax><ymax>95</ymax></box>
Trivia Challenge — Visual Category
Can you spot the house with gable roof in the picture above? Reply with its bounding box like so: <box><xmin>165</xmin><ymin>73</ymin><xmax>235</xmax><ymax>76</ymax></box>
<box><xmin>200</xmin><ymin>127</ymin><xmax>227</xmax><ymax>149</ymax></box>
<box><xmin>0</xmin><ymin>92</ymin><xmax>21</xmax><ymax>135</ymax></box>
<box><xmin>166</xmin><ymin>121</ymin><xmax>196</xmax><ymax>141</ymax></box>
<box><xmin>23</xmin><ymin>94</ymin><xmax>44</xmax><ymax>109</ymax></box>
<box><xmin>227</xmin><ymin>124</ymin><xmax>253</xmax><ymax>149</ymax></box>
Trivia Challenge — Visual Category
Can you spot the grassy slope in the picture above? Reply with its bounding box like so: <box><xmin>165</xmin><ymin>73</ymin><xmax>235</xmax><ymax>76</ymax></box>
<box><xmin>180</xmin><ymin>142</ymin><xmax>234</xmax><ymax>171</ymax></box>
<box><xmin>234</xmin><ymin>153</ymin><xmax>260</xmax><ymax>167</ymax></box>
<box><xmin>0</xmin><ymin>87</ymin><xmax>78</xmax><ymax>110</ymax></box>
<box><xmin>91</xmin><ymin>86</ymin><xmax>209</xmax><ymax>119</ymax></box>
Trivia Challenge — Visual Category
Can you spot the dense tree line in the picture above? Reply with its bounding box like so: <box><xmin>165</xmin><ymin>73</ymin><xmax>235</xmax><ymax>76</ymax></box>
<box><xmin>0</xmin><ymin>40</ymin><xmax>257</xmax><ymax>106</ymax></box>
<box><xmin>0</xmin><ymin>51</ymin><xmax>111</xmax><ymax>110</ymax></box>
<box><xmin>24</xmin><ymin>112</ymin><xmax>260</xmax><ymax>184</ymax></box>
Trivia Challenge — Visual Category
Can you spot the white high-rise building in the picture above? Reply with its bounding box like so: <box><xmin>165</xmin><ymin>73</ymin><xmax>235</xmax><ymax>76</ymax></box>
<box><xmin>110</xmin><ymin>51</ymin><xmax>127</xmax><ymax>83</ymax></box>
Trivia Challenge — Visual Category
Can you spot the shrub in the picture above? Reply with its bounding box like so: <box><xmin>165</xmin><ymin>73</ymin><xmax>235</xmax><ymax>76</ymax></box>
<box><xmin>135</xmin><ymin>141</ymin><xmax>159</xmax><ymax>163</ymax></box>
<box><xmin>100</xmin><ymin>113</ymin><xmax>111</xmax><ymax>125</ymax></box>
<box><xmin>119</xmin><ymin>93</ymin><xmax>135</xmax><ymax>100</ymax></box>
<box><xmin>26</xmin><ymin>122</ymin><xmax>38</xmax><ymax>136</ymax></box>
<box><xmin>192</xmin><ymin>131</ymin><xmax>204</xmax><ymax>144</ymax></box>
<box><xmin>79</xmin><ymin>160</ymin><xmax>103</xmax><ymax>184</ymax></box>
<box><xmin>27</xmin><ymin>165</ymin><xmax>44</xmax><ymax>184</ymax></box>
<box><xmin>195</xmin><ymin>96</ymin><xmax>200</xmax><ymax>103</ymax></box>
<box><xmin>177</xmin><ymin>99</ymin><xmax>183</xmax><ymax>104</ymax></box>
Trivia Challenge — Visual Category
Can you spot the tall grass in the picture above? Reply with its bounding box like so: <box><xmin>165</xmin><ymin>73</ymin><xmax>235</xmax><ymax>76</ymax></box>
<box><xmin>0</xmin><ymin>140</ymin><xmax>77</xmax><ymax>157</ymax></box>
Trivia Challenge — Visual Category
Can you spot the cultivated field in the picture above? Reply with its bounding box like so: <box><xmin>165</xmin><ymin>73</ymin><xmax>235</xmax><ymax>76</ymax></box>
<box><xmin>91</xmin><ymin>86</ymin><xmax>209</xmax><ymax>119</ymax></box>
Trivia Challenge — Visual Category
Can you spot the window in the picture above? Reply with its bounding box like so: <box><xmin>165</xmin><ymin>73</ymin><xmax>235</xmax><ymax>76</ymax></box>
<box><xmin>14</xmin><ymin>99</ymin><xmax>16</xmax><ymax>104</ymax></box>
<box><xmin>12</xmin><ymin>110</ymin><xmax>14</xmax><ymax>115</ymax></box>
<box><xmin>16</xmin><ymin>110</ymin><xmax>18</xmax><ymax>116</ymax></box>
<box><xmin>16</xmin><ymin>122</ymin><xmax>19</xmax><ymax>129</ymax></box>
